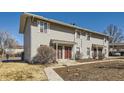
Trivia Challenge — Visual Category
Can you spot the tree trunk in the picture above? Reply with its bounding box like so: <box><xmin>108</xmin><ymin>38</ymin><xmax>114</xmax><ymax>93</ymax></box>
<box><xmin>1</xmin><ymin>49</ymin><xmax>5</xmax><ymax>60</ymax></box>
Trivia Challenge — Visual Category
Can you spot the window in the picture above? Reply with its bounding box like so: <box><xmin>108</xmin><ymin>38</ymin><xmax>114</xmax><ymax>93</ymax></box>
<box><xmin>104</xmin><ymin>38</ymin><xmax>107</xmax><ymax>42</ymax></box>
<box><xmin>44</xmin><ymin>22</ymin><xmax>48</xmax><ymax>33</ymax></box>
<box><xmin>76</xmin><ymin>47</ymin><xmax>80</xmax><ymax>59</ymax></box>
<box><xmin>77</xmin><ymin>32</ymin><xmax>80</xmax><ymax>38</ymax></box>
<box><xmin>87</xmin><ymin>48</ymin><xmax>90</xmax><ymax>56</ymax></box>
<box><xmin>32</xmin><ymin>20</ymin><xmax>48</xmax><ymax>33</ymax></box>
<box><xmin>32</xmin><ymin>19</ymin><xmax>38</xmax><ymax>26</ymax></box>
<box><xmin>87</xmin><ymin>33</ymin><xmax>90</xmax><ymax>40</ymax></box>
<box><xmin>76</xmin><ymin>47</ymin><xmax>80</xmax><ymax>53</ymax></box>
<box><xmin>40</xmin><ymin>21</ymin><xmax>44</xmax><ymax>32</ymax></box>
<box><xmin>39</xmin><ymin>21</ymin><xmax>48</xmax><ymax>33</ymax></box>
<box><xmin>82</xmin><ymin>32</ymin><xmax>86</xmax><ymax>36</ymax></box>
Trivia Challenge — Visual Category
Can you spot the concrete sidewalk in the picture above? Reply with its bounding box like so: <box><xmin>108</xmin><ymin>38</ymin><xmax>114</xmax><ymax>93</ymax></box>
<box><xmin>57</xmin><ymin>58</ymin><xmax>124</xmax><ymax>67</ymax></box>
<box><xmin>44</xmin><ymin>67</ymin><xmax>63</xmax><ymax>81</ymax></box>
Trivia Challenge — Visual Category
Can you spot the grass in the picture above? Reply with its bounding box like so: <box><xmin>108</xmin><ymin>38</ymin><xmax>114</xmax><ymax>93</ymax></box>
<box><xmin>0</xmin><ymin>62</ymin><xmax>48</xmax><ymax>81</ymax></box>
<box><xmin>54</xmin><ymin>60</ymin><xmax>124</xmax><ymax>81</ymax></box>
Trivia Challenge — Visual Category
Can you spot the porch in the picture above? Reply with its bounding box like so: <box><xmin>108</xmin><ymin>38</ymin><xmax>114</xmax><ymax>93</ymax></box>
<box><xmin>50</xmin><ymin>39</ymin><xmax>76</xmax><ymax>60</ymax></box>
<box><xmin>92</xmin><ymin>44</ymin><xmax>105</xmax><ymax>59</ymax></box>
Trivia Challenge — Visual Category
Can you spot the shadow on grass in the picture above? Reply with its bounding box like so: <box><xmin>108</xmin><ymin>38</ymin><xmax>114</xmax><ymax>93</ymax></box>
<box><xmin>2</xmin><ymin>59</ymin><xmax>25</xmax><ymax>63</ymax></box>
<box><xmin>1</xmin><ymin>59</ymin><xmax>58</xmax><ymax>67</ymax></box>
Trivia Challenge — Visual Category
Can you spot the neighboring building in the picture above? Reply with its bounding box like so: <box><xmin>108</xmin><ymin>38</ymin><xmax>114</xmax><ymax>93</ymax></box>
<box><xmin>5</xmin><ymin>45</ymin><xmax>24</xmax><ymax>55</ymax></box>
<box><xmin>109</xmin><ymin>43</ymin><xmax>124</xmax><ymax>56</ymax></box>
<box><xmin>19</xmin><ymin>13</ymin><xmax>109</xmax><ymax>62</ymax></box>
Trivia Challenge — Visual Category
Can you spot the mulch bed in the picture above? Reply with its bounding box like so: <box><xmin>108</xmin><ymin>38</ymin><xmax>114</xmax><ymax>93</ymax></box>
<box><xmin>54</xmin><ymin>61</ymin><xmax>124</xmax><ymax>81</ymax></box>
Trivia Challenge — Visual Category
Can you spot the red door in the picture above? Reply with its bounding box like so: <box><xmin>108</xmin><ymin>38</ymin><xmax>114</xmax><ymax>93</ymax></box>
<box><xmin>65</xmin><ymin>47</ymin><xmax>68</xmax><ymax>59</ymax></box>
<box><xmin>65</xmin><ymin>46</ymin><xmax>72</xmax><ymax>59</ymax></box>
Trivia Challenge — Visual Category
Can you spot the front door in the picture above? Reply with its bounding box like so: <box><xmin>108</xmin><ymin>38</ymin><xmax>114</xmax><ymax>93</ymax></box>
<box><xmin>65</xmin><ymin>46</ymin><xmax>72</xmax><ymax>59</ymax></box>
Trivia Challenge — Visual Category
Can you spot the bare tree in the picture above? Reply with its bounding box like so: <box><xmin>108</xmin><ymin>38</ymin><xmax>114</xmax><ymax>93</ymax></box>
<box><xmin>4</xmin><ymin>38</ymin><xmax>18</xmax><ymax>49</ymax></box>
<box><xmin>104</xmin><ymin>24</ymin><xmax>124</xmax><ymax>43</ymax></box>
<box><xmin>0</xmin><ymin>31</ymin><xmax>18</xmax><ymax>57</ymax></box>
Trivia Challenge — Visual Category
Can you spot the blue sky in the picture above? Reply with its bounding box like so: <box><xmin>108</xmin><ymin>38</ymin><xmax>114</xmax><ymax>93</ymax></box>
<box><xmin>0</xmin><ymin>12</ymin><xmax>124</xmax><ymax>45</ymax></box>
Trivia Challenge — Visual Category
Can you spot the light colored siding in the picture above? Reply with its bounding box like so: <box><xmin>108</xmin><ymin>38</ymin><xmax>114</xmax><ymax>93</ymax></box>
<box><xmin>30</xmin><ymin>26</ymin><xmax>50</xmax><ymax>59</ymax></box>
<box><xmin>30</xmin><ymin>23</ymin><xmax>75</xmax><ymax>60</ymax></box>
<box><xmin>49</xmin><ymin>23</ymin><xmax>75</xmax><ymax>42</ymax></box>
<box><xmin>25</xmin><ymin>18</ymin><xmax>109</xmax><ymax>61</ymax></box>
<box><xmin>75</xmin><ymin>32</ymin><xmax>109</xmax><ymax>58</ymax></box>
<box><xmin>24</xmin><ymin>17</ymin><xmax>31</xmax><ymax>61</ymax></box>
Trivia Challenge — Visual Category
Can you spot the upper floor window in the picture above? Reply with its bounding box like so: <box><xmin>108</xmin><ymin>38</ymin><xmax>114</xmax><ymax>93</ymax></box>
<box><xmin>44</xmin><ymin>22</ymin><xmax>48</xmax><ymax>33</ymax></box>
<box><xmin>87</xmin><ymin>33</ymin><xmax>90</xmax><ymax>40</ymax></box>
<box><xmin>104</xmin><ymin>38</ymin><xmax>107</xmax><ymax>43</ymax></box>
<box><xmin>32</xmin><ymin>19</ymin><xmax>38</xmax><ymax>26</ymax></box>
<box><xmin>82</xmin><ymin>31</ymin><xmax>86</xmax><ymax>36</ymax></box>
<box><xmin>40</xmin><ymin>21</ymin><xmax>48</xmax><ymax>33</ymax></box>
<box><xmin>76</xmin><ymin>32</ymin><xmax>80</xmax><ymax>38</ymax></box>
<box><xmin>40</xmin><ymin>21</ymin><xmax>44</xmax><ymax>32</ymax></box>
<box><xmin>32</xmin><ymin>19</ymin><xmax>48</xmax><ymax>33</ymax></box>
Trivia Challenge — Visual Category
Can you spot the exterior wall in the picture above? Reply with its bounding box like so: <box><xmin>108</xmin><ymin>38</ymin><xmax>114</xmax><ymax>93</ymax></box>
<box><xmin>75</xmin><ymin>31</ymin><xmax>109</xmax><ymax>59</ymax></box>
<box><xmin>90</xmin><ymin>34</ymin><xmax>108</xmax><ymax>58</ymax></box>
<box><xmin>24</xmin><ymin>18</ymin><xmax>109</xmax><ymax>62</ymax></box>
<box><xmin>49</xmin><ymin>24</ymin><xmax>75</xmax><ymax>42</ymax></box>
<box><xmin>30</xmin><ymin>26</ymin><xmax>50</xmax><ymax>60</ymax></box>
<box><xmin>30</xmin><ymin>22</ymin><xmax>75</xmax><ymax>61</ymax></box>
<box><xmin>24</xmin><ymin>17</ymin><xmax>31</xmax><ymax>61</ymax></box>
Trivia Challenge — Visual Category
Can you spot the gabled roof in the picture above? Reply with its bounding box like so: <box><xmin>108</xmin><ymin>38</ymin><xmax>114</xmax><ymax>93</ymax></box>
<box><xmin>19</xmin><ymin>12</ymin><xmax>109</xmax><ymax>37</ymax></box>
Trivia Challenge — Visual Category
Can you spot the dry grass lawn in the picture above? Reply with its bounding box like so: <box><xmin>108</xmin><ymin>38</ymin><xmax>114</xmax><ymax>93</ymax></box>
<box><xmin>0</xmin><ymin>62</ymin><xmax>48</xmax><ymax>81</ymax></box>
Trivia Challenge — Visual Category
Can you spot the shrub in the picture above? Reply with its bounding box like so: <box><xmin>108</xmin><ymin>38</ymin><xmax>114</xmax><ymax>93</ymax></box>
<box><xmin>32</xmin><ymin>45</ymin><xmax>56</xmax><ymax>64</ymax></box>
<box><xmin>92</xmin><ymin>53</ymin><xmax>97</xmax><ymax>59</ymax></box>
<box><xmin>98</xmin><ymin>54</ymin><xmax>105</xmax><ymax>60</ymax></box>
<box><xmin>75</xmin><ymin>52</ymin><xmax>82</xmax><ymax>60</ymax></box>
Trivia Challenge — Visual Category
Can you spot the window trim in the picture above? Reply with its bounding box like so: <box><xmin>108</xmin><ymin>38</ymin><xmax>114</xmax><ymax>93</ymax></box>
<box><xmin>32</xmin><ymin>19</ymin><xmax>38</xmax><ymax>27</ymax></box>
<box><xmin>39</xmin><ymin>21</ymin><xmax>44</xmax><ymax>32</ymax></box>
<box><xmin>87</xmin><ymin>33</ymin><xmax>91</xmax><ymax>40</ymax></box>
<box><xmin>82</xmin><ymin>31</ymin><xmax>86</xmax><ymax>36</ymax></box>
<box><xmin>104</xmin><ymin>38</ymin><xmax>107</xmax><ymax>43</ymax></box>
<box><xmin>38</xmin><ymin>21</ymin><xmax>48</xmax><ymax>33</ymax></box>
<box><xmin>76</xmin><ymin>31</ymin><xmax>80</xmax><ymax>38</ymax></box>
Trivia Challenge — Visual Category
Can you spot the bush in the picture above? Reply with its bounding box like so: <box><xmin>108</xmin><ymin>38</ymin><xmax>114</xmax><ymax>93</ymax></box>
<box><xmin>32</xmin><ymin>45</ymin><xmax>56</xmax><ymax>64</ymax></box>
<box><xmin>98</xmin><ymin>54</ymin><xmax>105</xmax><ymax>60</ymax></box>
<box><xmin>75</xmin><ymin>52</ymin><xmax>82</xmax><ymax>60</ymax></box>
<box><xmin>92</xmin><ymin>53</ymin><xmax>97</xmax><ymax>59</ymax></box>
